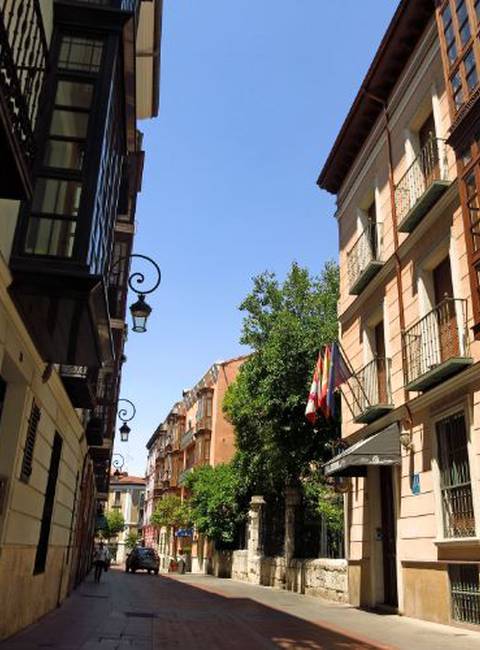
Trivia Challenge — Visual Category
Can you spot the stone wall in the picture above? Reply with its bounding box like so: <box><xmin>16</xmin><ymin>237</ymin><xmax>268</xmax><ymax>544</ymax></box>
<box><xmin>210</xmin><ymin>550</ymin><xmax>348</xmax><ymax>603</ymax></box>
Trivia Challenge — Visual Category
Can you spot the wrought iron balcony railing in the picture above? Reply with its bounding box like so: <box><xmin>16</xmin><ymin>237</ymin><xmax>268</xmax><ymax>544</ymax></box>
<box><xmin>59</xmin><ymin>364</ymin><xmax>98</xmax><ymax>409</ymax></box>
<box><xmin>0</xmin><ymin>0</ymin><xmax>48</xmax><ymax>185</ymax></box>
<box><xmin>351</xmin><ymin>357</ymin><xmax>394</xmax><ymax>424</ymax></box>
<box><xmin>403</xmin><ymin>297</ymin><xmax>472</xmax><ymax>391</ymax></box>
<box><xmin>347</xmin><ymin>222</ymin><xmax>383</xmax><ymax>295</ymax></box>
<box><xmin>394</xmin><ymin>136</ymin><xmax>450</xmax><ymax>233</ymax></box>
<box><xmin>180</xmin><ymin>428</ymin><xmax>194</xmax><ymax>450</ymax></box>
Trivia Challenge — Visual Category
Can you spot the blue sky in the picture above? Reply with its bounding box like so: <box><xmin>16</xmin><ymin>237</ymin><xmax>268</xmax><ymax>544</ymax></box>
<box><xmin>117</xmin><ymin>0</ymin><xmax>399</xmax><ymax>476</ymax></box>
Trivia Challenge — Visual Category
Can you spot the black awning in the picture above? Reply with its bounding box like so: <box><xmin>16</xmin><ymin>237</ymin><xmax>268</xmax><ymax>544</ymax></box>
<box><xmin>324</xmin><ymin>423</ymin><xmax>401</xmax><ymax>477</ymax></box>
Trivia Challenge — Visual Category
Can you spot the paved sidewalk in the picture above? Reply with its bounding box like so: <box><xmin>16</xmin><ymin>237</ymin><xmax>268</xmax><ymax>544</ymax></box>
<box><xmin>2</xmin><ymin>568</ymin><xmax>480</xmax><ymax>649</ymax></box>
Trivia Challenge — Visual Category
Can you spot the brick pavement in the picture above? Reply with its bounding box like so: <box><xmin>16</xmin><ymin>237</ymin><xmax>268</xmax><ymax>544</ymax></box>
<box><xmin>2</xmin><ymin>568</ymin><xmax>480</xmax><ymax>649</ymax></box>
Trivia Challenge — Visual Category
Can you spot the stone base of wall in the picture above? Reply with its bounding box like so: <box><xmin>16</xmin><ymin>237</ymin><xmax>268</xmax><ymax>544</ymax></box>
<box><xmin>209</xmin><ymin>550</ymin><xmax>347</xmax><ymax>603</ymax></box>
<box><xmin>0</xmin><ymin>545</ymin><xmax>70</xmax><ymax>640</ymax></box>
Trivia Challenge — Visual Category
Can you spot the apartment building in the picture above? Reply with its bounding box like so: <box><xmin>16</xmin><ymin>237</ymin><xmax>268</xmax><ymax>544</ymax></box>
<box><xmin>146</xmin><ymin>356</ymin><xmax>248</xmax><ymax>572</ymax></box>
<box><xmin>0</xmin><ymin>0</ymin><xmax>161</xmax><ymax>639</ymax></box>
<box><xmin>107</xmin><ymin>473</ymin><xmax>145</xmax><ymax>563</ymax></box>
<box><xmin>319</xmin><ymin>0</ymin><xmax>480</xmax><ymax>628</ymax></box>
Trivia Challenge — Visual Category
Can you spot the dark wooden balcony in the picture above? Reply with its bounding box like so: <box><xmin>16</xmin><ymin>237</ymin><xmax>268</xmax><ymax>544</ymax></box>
<box><xmin>347</xmin><ymin>223</ymin><xmax>383</xmax><ymax>295</ymax></box>
<box><xmin>395</xmin><ymin>136</ymin><xmax>451</xmax><ymax>233</ymax></box>
<box><xmin>351</xmin><ymin>357</ymin><xmax>394</xmax><ymax>424</ymax></box>
<box><xmin>0</xmin><ymin>0</ymin><xmax>48</xmax><ymax>199</ymax></box>
<box><xmin>86</xmin><ymin>415</ymin><xmax>103</xmax><ymax>447</ymax></box>
<box><xmin>403</xmin><ymin>298</ymin><xmax>472</xmax><ymax>392</ymax></box>
<box><xmin>59</xmin><ymin>365</ymin><xmax>97</xmax><ymax>409</ymax></box>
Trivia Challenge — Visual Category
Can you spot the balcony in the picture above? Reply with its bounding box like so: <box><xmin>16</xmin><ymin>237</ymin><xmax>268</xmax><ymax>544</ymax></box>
<box><xmin>403</xmin><ymin>298</ymin><xmax>472</xmax><ymax>392</ymax></box>
<box><xmin>195</xmin><ymin>415</ymin><xmax>212</xmax><ymax>435</ymax></box>
<box><xmin>351</xmin><ymin>357</ymin><xmax>394</xmax><ymax>424</ymax></box>
<box><xmin>59</xmin><ymin>365</ymin><xmax>97</xmax><ymax>409</ymax></box>
<box><xmin>180</xmin><ymin>428</ymin><xmax>194</xmax><ymax>450</ymax></box>
<box><xmin>395</xmin><ymin>137</ymin><xmax>450</xmax><ymax>233</ymax></box>
<box><xmin>0</xmin><ymin>0</ymin><xmax>48</xmax><ymax>199</ymax></box>
<box><xmin>347</xmin><ymin>223</ymin><xmax>383</xmax><ymax>295</ymax></box>
<box><xmin>179</xmin><ymin>467</ymin><xmax>193</xmax><ymax>484</ymax></box>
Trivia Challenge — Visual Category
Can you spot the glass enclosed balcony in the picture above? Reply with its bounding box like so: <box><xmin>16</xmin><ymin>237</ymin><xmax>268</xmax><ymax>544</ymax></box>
<box><xmin>403</xmin><ymin>298</ymin><xmax>472</xmax><ymax>391</ymax></box>
<box><xmin>352</xmin><ymin>357</ymin><xmax>394</xmax><ymax>424</ymax></box>
<box><xmin>395</xmin><ymin>136</ymin><xmax>450</xmax><ymax>233</ymax></box>
<box><xmin>0</xmin><ymin>0</ymin><xmax>48</xmax><ymax>199</ymax></box>
<box><xmin>347</xmin><ymin>222</ymin><xmax>383</xmax><ymax>295</ymax></box>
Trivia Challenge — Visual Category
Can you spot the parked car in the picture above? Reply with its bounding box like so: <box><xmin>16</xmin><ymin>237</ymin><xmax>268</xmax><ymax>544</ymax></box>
<box><xmin>125</xmin><ymin>547</ymin><xmax>160</xmax><ymax>574</ymax></box>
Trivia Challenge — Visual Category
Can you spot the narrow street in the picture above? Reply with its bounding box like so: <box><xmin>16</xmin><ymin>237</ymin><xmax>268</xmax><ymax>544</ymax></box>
<box><xmin>2</xmin><ymin>569</ymin><xmax>480</xmax><ymax>650</ymax></box>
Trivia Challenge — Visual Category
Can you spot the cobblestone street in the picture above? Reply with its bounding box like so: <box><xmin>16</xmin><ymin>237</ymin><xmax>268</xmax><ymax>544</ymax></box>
<box><xmin>2</xmin><ymin>568</ymin><xmax>480</xmax><ymax>650</ymax></box>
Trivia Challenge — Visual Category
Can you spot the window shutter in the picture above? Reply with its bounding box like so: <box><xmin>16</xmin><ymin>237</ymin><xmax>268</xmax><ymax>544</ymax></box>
<box><xmin>20</xmin><ymin>401</ymin><xmax>41</xmax><ymax>483</ymax></box>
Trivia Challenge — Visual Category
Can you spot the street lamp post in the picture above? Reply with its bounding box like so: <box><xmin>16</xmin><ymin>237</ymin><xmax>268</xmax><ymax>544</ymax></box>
<box><xmin>112</xmin><ymin>453</ymin><xmax>125</xmax><ymax>477</ymax></box>
<box><xmin>111</xmin><ymin>253</ymin><xmax>162</xmax><ymax>333</ymax></box>
<box><xmin>118</xmin><ymin>398</ymin><xmax>136</xmax><ymax>442</ymax></box>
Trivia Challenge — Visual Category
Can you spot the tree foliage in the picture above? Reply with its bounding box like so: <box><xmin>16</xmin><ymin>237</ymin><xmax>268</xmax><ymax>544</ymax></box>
<box><xmin>303</xmin><ymin>474</ymin><xmax>344</xmax><ymax>533</ymax></box>
<box><xmin>150</xmin><ymin>494</ymin><xmax>191</xmax><ymax>529</ymax></box>
<box><xmin>100</xmin><ymin>509</ymin><xmax>125</xmax><ymax>540</ymax></box>
<box><xmin>223</xmin><ymin>261</ymin><xmax>339</xmax><ymax>495</ymax></box>
<box><xmin>184</xmin><ymin>464</ymin><xmax>246</xmax><ymax>544</ymax></box>
<box><xmin>125</xmin><ymin>530</ymin><xmax>139</xmax><ymax>550</ymax></box>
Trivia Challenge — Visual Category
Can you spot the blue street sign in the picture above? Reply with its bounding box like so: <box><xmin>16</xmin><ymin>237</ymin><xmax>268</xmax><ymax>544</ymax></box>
<box><xmin>411</xmin><ymin>473</ymin><xmax>420</xmax><ymax>495</ymax></box>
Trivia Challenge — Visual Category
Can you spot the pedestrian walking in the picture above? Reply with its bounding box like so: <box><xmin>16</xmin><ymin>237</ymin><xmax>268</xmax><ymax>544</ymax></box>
<box><xmin>93</xmin><ymin>542</ymin><xmax>109</xmax><ymax>583</ymax></box>
<box><xmin>177</xmin><ymin>549</ymin><xmax>186</xmax><ymax>574</ymax></box>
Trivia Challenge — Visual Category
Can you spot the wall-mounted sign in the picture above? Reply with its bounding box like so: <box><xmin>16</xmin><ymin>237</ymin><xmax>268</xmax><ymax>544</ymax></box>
<box><xmin>411</xmin><ymin>473</ymin><xmax>420</xmax><ymax>495</ymax></box>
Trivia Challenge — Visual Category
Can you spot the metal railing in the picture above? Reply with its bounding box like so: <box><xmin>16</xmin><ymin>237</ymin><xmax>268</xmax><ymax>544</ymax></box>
<box><xmin>0</xmin><ymin>0</ymin><xmax>48</xmax><ymax>167</ymax></box>
<box><xmin>347</xmin><ymin>222</ymin><xmax>382</xmax><ymax>290</ymax></box>
<box><xmin>403</xmin><ymin>298</ymin><xmax>469</xmax><ymax>386</ymax></box>
<box><xmin>59</xmin><ymin>365</ymin><xmax>97</xmax><ymax>381</ymax></box>
<box><xmin>180</xmin><ymin>428</ymin><xmax>194</xmax><ymax>450</ymax></box>
<box><xmin>394</xmin><ymin>136</ymin><xmax>449</xmax><ymax>223</ymax></box>
<box><xmin>442</xmin><ymin>483</ymin><xmax>476</xmax><ymax>538</ymax></box>
<box><xmin>449</xmin><ymin>565</ymin><xmax>480</xmax><ymax>626</ymax></box>
<box><xmin>351</xmin><ymin>357</ymin><xmax>392</xmax><ymax>418</ymax></box>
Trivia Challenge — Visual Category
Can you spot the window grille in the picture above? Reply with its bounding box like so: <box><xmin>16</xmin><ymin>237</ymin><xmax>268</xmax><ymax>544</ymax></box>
<box><xmin>449</xmin><ymin>564</ymin><xmax>480</xmax><ymax>625</ymax></box>
<box><xmin>20</xmin><ymin>401</ymin><xmax>41</xmax><ymax>483</ymax></box>
<box><xmin>436</xmin><ymin>412</ymin><xmax>475</xmax><ymax>538</ymax></box>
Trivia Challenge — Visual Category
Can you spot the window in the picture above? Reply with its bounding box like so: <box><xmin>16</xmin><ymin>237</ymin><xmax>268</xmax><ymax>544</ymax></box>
<box><xmin>20</xmin><ymin>401</ymin><xmax>41</xmax><ymax>483</ymax></box>
<box><xmin>456</xmin><ymin>0</ymin><xmax>471</xmax><ymax>46</ymax></box>
<box><xmin>58</xmin><ymin>36</ymin><xmax>103</xmax><ymax>73</ymax></box>
<box><xmin>32</xmin><ymin>179</ymin><xmax>82</xmax><ymax>216</ymax></box>
<box><xmin>436</xmin><ymin>412</ymin><xmax>475</xmax><ymax>538</ymax></box>
<box><xmin>34</xmin><ymin>432</ymin><xmax>63</xmax><ymax>574</ymax></box>
<box><xmin>449</xmin><ymin>564</ymin><xmax>480</xmax><ymax>625</ymax></box>
<box><xmin>465</xmin><ymin>49</ymin><xmax>478</xmax><ymax>90</ymax></box>
<box><xmin>114</xmin><ymin>490</ymin><xmax>121</xmax><ymax>506</ymax></box>
<box><xmin>452</xmin><ymin>69</ymin><xmax>464</xmax><ymax>109</ymax></box>
<box><xmin>25</xmin><ymin>218</ymin><xmax>76</xmax><ymax>257</ymax></box>
<box><xmin>442</xmin><ymin>4</ymin><xmax>457</xmax><ymax>63</ymax></box>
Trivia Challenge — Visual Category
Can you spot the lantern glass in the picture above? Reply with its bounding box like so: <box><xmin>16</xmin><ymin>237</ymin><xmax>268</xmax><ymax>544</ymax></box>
<box><xmin>130</xmin><ymin>294</ymin><xmax>152</xmax><ymax>333</ymax></box>
<box><xmin>119</xmin><ymin>422</ymin><xmax>131</xmax><ymax>442</ymax></box>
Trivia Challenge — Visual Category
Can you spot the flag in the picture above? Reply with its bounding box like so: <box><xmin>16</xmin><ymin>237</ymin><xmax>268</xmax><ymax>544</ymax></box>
<box><xmin>319</xmin><ymin>344</ymin><xmax>332</xmax><ymax>415</ymax></box>
<box><xmin>325</xmin><ymin>341</ymin><xmax>352</xmax><ymax>418</ymax></box>
<box><xmin>305</xmin><ymin>351</ymin><xmax>323</xmax><ymax>423</ymax></box>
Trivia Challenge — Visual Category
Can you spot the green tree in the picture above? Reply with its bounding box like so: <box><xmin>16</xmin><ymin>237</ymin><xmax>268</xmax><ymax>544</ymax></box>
<box><xmin>223</xmin><ymin>261</ymin><xmax>339</xmax><ymax>496</ymax></box>
<box><xmin>184</xmin><ymin>464</ymin><xmax>246</xmax><ymax>544</ymax></box>
<box><xmin>125</xmin><ymin>530</ymin><xmax>139</xmax><ymax>550</ymax></box>
<box><xmin>150</xmin><ymin>494</ymin><xmax>191</xmax><ymax>529</ymax></box>
<box><xmin>100</xmin><ymin>509</ymin><xmax>125</xmax><ymax>540</ymax></box>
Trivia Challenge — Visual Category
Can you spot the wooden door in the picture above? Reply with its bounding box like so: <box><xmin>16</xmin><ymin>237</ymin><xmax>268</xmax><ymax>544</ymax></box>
<box><xmin>418</xmin><ymin>113</ymin><xmax>438</xmax><ymax>185</ymax></box>
<box><xmin>380</xmin><ymin>466</ymin><xmax>398</xmax><ymax>607</ymax></box>
<box><xmin>433</xmin><ymin>257</ymin><xmax>459</xmax><ymax>362</ymax></box>
<box><xmin>374</xmin><ymin>322</ymin><xmax>388</xmax><ymax>404</ymax></box>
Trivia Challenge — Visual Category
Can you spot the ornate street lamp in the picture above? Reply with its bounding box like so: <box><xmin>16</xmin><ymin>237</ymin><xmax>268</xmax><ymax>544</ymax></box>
<box><xmin>111</xmin><ymin>253</ymin><xmax>162</xmax><ymax>333</ymax></box>
<box><xmin>112</xmin><ymin>453</ymin><xmax>125</xmax><ymax>478</ymax></box>
<box><xmin>118</xmin><ymin>398</ymin><xmax>136</xmax><ymax>442</ymax></box>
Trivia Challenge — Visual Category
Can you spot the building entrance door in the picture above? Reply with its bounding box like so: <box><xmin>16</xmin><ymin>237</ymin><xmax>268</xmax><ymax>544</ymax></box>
<box><xmin>379</xmin><ymin>466</ymin><xmax>398</xmax><ymax>607</ymax></box>
<box><xmin>433</xmin><ymin>256</ymin><xmax>459</xmax><ymax>362</ymax></box>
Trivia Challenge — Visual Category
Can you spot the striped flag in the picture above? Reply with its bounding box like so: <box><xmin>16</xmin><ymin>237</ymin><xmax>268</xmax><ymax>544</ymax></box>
<box><xmin>305</xmin><ymin>351</ymin><xmax>323</xmax><ymax>423</ymax></box>
<box><xmin>325</xmin><ymin>342</ymin><xmax>351</xmax><ymax>418</ymax></box>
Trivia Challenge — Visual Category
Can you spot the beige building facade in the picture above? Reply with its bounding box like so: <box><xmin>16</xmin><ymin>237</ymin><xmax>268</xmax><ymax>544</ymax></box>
<box><xmin>107</xmin><ymin>474</ymin><xmax>145</xmax><ymax>563</ymax></box>
<box><xmin>0</xmin><ymin>0</ymin><xmax>162</xmax><ymax>640</ymax></box>
<box><xmin>321</xmin><ymin>0</ymin><xmax>480</xmax><ymax>628</ymax></box>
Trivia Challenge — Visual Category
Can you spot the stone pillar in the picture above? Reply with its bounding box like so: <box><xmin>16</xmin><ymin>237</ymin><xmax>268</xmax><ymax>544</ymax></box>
<box><xmin>284</xmin><ymin>487</ymin><xmax>301</xmax><ymax>564</ymax></box>
<box><xmin>247</xmin><ymin>495</ymin><xmax>265</xmax><ymax>584</ymax></box>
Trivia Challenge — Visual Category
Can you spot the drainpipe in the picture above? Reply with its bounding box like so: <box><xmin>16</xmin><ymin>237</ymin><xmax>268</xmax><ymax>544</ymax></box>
<box><xmin>364</xmin><ymin>90</ymin><xmax>414</xmax><ymax>437</ymax></box>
